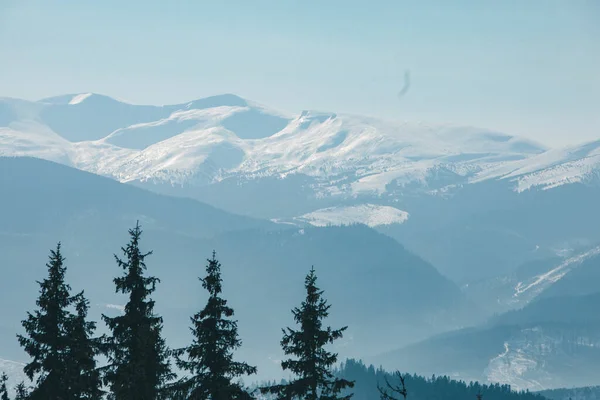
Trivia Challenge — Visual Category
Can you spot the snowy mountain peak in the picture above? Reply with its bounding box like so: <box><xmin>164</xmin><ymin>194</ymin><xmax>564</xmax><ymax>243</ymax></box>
<box><xmin>0</xmin><ymin>92</ymin><xmax>597</xmax><ymax>200</ymax></box>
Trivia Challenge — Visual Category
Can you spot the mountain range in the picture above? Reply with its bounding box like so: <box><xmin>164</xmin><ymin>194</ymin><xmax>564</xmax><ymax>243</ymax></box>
<box><xmin>2</xmin><ymin>93</ymin><xmax>599</xmax><ymax>283</ymax></box>
<box><xmin>1</xmin><ymin>93</ymin><xmax>599</xmax><ymax>391</ymax></box>
<box><xmin>0</xmin><ymin>156</ymin><xmax>477</xmax><ymax>383</ymax></box>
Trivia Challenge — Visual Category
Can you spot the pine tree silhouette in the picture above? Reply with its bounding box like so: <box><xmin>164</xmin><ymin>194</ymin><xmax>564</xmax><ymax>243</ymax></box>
<box><xmin>17</xmin><ymin>243</ymin><xmax>102</xmax><ymax>399</ymax></box>
<box><xmin>101</xmin><ymin>221</ymin><xmax>174</xmax><ymax>400</ymax></box>
<box><xmin>14</xmin><ymin>382</ymin><xmax>30</xmax><ymax>400</ymax></box>
<box><xmin>0</xmin><ymin>373</ymin><xmax>9</xmax><ymax>400</ymax></box>
<box><xmin>261</xmin><ymin>267</ymin><xmax>354</xmax><ymax>400</ymax></box>
<box><xmin>63</xmin><ymin>291</ymin><xmax>104</xmax><ymax>399</ymax></box>
<box><xmin>171</xmin><ymin>251</ymin><xmax>257</xmax><ymax>399</ymax></box>
<box><xmin>17</xmin><ymin>243</ymin><xmax>76</xmax><ymax>399</ymax></box>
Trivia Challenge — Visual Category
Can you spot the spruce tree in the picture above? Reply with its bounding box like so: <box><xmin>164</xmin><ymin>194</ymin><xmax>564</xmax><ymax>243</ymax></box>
<box><xmin>172</xmin><ymin>251</ymin><xmax>257</xmax><ymax>399</ymax></box>
<box><xmin>17</xmin><ymin>243</ymin><xmax>103</xmax><ymax>399</ymax></box>
<box><xmin>101</xmin><ymin>221</ymin><xmax>174</xmax><ymax>400</ymax></box>
<box><xmin>0</xmin><ymin>373</ymin><xmax>9</xmax><ymax>400</ymax></box>
<box><xmin>14</xmin><ymin>382</ymin><xmax>30</xmax><ymax>400</ymax></box>
<box><xmin>17</xmin><ymin>243</ymin><xmax>72</xmax><ymax>399</ymax></box>
<box><xmin>261</xmin><ymin>267</ymin><xmax>354</xmax><ymax>400</ymax></box>
<box><xmin>64</xmin><ymin>291</ymin><xmax>103</xmax><ymax>399</ymax></box>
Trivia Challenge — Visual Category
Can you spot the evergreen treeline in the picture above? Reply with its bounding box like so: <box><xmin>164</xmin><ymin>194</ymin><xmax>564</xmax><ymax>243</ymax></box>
<box><xmin>332</xmin><ymin>359</ymin><xmax>546</xmax><ymax>400</ymax></box>
<box><xmin>539</xmin><ymin>386</ymin><xmax>600</xmax><ymax>400</ymax></box>
<box><xmin>2</xmin><ymin>221</ymin><xmax>548</xmax><ymax>400</ymax></box>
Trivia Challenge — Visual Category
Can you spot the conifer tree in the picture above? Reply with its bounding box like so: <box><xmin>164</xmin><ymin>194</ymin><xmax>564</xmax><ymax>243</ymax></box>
<box><xmin>17</xmin><ymin>243</ymin><xmax>103</xmax><ymax>399</ymax></box>
<box><xmin>172</xmin><ymin>251</ymin><xmax>257</xmax><ymax>399</ymax></box>
<box><xmin>261</xmin><ymin>267</ymin><xmax>354</xmax><ymax>400</ymax></box>
<box><xmin>64</xmin><ymin>291</ymin><xmax>103</xmax><ymax>399</ymax></box>
<box><xmin>0</xmin><ymin>373</ymin><xmax>9</xmax><ymax>400</ymax></box>
<box><xmin>101</xmin><ymin>221</ymin><xmax>174</xmax><ymax>400</ymax></box>
<box><xmin>14</xmin><ymin>382</ymin><xmax>30</xmax><ymax>400</ymax></box>
<box><xmin>17</xmin><ymin>243</ymin><xmax>73</xmax><ymax>399</ymax></box>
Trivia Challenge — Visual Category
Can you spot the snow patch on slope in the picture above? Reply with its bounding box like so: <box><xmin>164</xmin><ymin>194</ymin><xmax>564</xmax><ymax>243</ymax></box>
<box><xmin>484</xmin><ymin>327</ymin><xmax>600</xmax><ymax>391</ymax></box>
<box><xmin>484</xmin><ymin>334</ymin><xmax>548</xmax><ymax>391</ymax></box>
<box><xmin>473</xmin><ymin>140</ymin><xmax>600</xmax><ymax>192</ymax></box>
<box><xmin>102</xmin><ymin>106</ymin><xmax>247</xmax><ymax>149</ymax></box>
<box><xmin>76</xmin><ymin>126</ymin><xmax>247</xmax><ymax>185</ymax></box>
<box><xmin>512</xmin><ymin>246</ymin><xmax>600</xmax><ymax>302</ymax></box>
<box><xmin>69</xmin><ymin>93</ymin><xmax>93</xmax><ymax>105</ymax></box>
<box><xmin>0</xmin><ymin>121</ymin><xmax>74</xmax><ymax>165</ymax></box>
<box><xmin>295</xmin><ymin>204</ymin><xmax>409</xmax><ymax>227</ymax></box>
<box><xmin>514</xmin><ymin>155</ymin><xmax>600</xmax><ymax>192</ymax></box>
<box><xmin>0</xmin><ymin>358</ymin><xmax>26</xmax><ymax>396</ymax></box>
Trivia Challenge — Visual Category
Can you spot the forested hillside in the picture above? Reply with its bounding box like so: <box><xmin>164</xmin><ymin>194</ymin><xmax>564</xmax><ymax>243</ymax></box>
<box><xmin>335</xmin><ymin>359</ymin><xmax>546</xmax><ymax>400</ymax></box>
<box><xmin>539</xmin><ymin>387</ymin><xmax>600</xmax><ymax>400</ymax></box>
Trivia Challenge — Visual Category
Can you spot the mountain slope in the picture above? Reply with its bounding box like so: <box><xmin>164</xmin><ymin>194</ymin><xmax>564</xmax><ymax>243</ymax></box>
<box><xmin>0</xmin><ymin>93</ymin><xmax>546</xmax><ymax>199</ymax></box>
<box><xmin>539</xmin><ymin>386</ymin><xmax>600</xmax><ymax>400</ymax></box>
<box><xmin>372</xmin><ymin>292</ymin><xmax>600</xmax><ymax>391</ymax></box>
<box><xmin>536</xmin><ymin>252</ymin><xmax>600</xmax><ymax>300</ymax></box>
<box><xmin>2</xmin><ymin>93</ymin><xmax>599</xmax><ymax>285</ymax></box>
<box><xmin>0</xmin><ymin>156</ymin><xmax>273</xmax><ymax>237</ymax></box>
<box><xmin>473</xmin><ymin>139</ymin><xmax>600</xmax><ymax>192</ymax></box>
<box><xmin>370</xmin><ymin>250</ymin><xmax>600</xmax><ymax>390</ymax></box>
<box><xmin>0</xmin><ymin>157</ymin><xmax>477</xmax><ymax>381</ymax></box>
<box><xmin>462</xmin><ymin>248</ymin><xmax>600</xmax><ymax>314</ymax></box>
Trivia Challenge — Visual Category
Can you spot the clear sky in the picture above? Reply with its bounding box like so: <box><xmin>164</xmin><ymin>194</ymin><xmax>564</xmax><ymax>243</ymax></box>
<box><xmin>1</xmin><ymin>0</ymin><xmax>598</xmax><ymax>147</ymax></box>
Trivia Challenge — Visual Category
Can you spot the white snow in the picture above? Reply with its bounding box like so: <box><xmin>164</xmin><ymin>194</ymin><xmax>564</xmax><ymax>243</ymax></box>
<box><xmin>2</xmin><ymin>93</ymin><xmax>597</xmax><ymax>199</ymax></box>
<box><xmin>472</xmin><ymin>140</ymin><xmax>600</xmax><ymax>192</ymax></box>
<box><xmin>484</xmin><ymin>339</ymin><xmax>546</xmax><ymax>391</ymax></box>
<box><xmin>88</xmin><ymin>112</ymin><xmax>544</xmax><ymax>196</ymax></box>
<box><xmin>68</xmin><ymin>93</ymin><xmax>93</xmax><ymax>105</ymax></box>
<box><xmin>483</xmin><ymin>327</ymin><xmax>600</xmax><ymax>391</ymax></box>
<box><xmin>0</xmin><ymin>358</ymin><xmax>27</xmax><ymax>396</ymax></box>
<box><xmin>513</xmin><ymin>246</ymin><xmax>600</xmax><ymax>300</ymax></box>
<box><xmin>0</xmin><ymin>121</ymin><xmax>74</xmax><ymax>165</ymax></box>
<box><xmin>295</xmin><ymin>204</ymin><xmax>409</xmax><ymax>228</ymax></box>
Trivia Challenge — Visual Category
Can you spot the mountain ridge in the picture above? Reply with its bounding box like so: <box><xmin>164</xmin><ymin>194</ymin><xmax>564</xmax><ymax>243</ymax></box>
<box><xmin>0</xmin><ymin>156</ymin><xmax>480</xmax><ymax>382</ymax></box>
<box><xmin>0</xmin><ymin>92</ymin><xmax>552</xmax><ymax>193</ymax></box>
<box><xmin>4</xmin><ymin>91</ymin><xmax>596</xmax><ymax>202</ymax></box>
<box><xmin>3</xmin><ymin>92</ymin><xmax>599</xmax><ymax>284</ymax></box>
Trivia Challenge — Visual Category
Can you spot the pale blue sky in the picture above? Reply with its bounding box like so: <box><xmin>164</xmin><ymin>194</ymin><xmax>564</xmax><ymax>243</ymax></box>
<box><xmin>1</xmin><ymin>0</ymin><xmax>598</xmax><ymax>147</ymax></box>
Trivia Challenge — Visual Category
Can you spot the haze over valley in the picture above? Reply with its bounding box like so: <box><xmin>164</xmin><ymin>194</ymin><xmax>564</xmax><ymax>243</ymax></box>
<box><xmin>0</xmin><ymin>2</ymin><xmax>598</xmax><ymax>399</ymax></box>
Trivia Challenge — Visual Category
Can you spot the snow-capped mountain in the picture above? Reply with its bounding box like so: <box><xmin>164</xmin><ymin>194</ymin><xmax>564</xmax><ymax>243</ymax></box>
<box><xmin>2</xmin><ymin>93</ymin><xmax>600</xmax><ymax>284</ymax></box>
<box><xmin>2</xmin><ymin>94</ymin><xmax>600</xmax><ymax>390</ymax></box>
<box><xmin>1</xmin><ymin>92</ymin><xmax>550</xmax><ymax>196</ymax></box>
<box><xmin>473</xmin><ymin>140</ymin><xmax>600</xmax><ymax>192</ymax></box>
<box><xmin>2</xmin><ymin>92</ymin><xmax>598</xmax><ymax>209</ymax></box>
